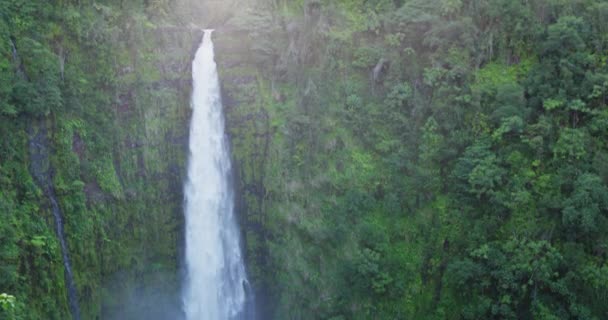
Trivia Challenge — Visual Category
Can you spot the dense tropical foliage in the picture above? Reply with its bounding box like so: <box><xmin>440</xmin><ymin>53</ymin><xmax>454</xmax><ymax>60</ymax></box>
<box><xmin>1</xmin><ymin>0</ymin><xmax>607</xmax><ymax>319</ymax></box>
<box><xmin>217</xmin><ymin>0</ymin><xmax>608</xmax><ymax>319</ymax></box>
<box><xmin>1</xmin><ymin>0</ymin><xmax>192</xmax><ymax>318</ymax></box>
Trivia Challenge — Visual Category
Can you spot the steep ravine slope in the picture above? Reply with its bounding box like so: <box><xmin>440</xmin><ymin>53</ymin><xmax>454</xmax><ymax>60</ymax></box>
<box><xmin>1</xmin><ymin>2</ymin><xmax>202</xmax><ymax>318</ymax></box>
<box><xmin>2</xmin><ymin>0</ymin><xmax>608</xmax><ymax>319</ymax></box>
<box><xmin>213</xmin><ymin>0</ymin><xmax>608</xmax><ymax>319</ymax></box>
<box><xmin>91</xmin><ymin>27</ymin><xmax>201</xmax><ymax>319</ymax></box>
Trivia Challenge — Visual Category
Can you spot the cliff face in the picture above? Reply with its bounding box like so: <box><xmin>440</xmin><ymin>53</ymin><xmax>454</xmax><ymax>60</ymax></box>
<box><xmin>4</xmin><ymin>1</ymin><xmax>608</xmax><ymax>319</ymax></box>
<box><xmin>57</xmin><ymin>27</ymin><xmax>199</xmax><ymax>318</ymax></box>
<box><xmin>213</xmin><ymin>4</ymin><xmax>355</xmax><ymax>317</ymax></box>
<box><xmin>89</xmin><ymin>27</ymin><xmax>201</xmax><ymax>320</ymax></box>
<box><xmin>0</xmin><ymin>2</ymin><xmax>201</xmax><ymax>318</ymax></box>
<box><xmin>211</xmin><ymin>0</ymin><xmax>608</xmax><ymax>319</ymax></box>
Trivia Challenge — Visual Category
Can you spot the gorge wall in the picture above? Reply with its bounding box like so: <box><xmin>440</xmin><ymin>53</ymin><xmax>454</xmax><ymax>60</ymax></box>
<box><xmin>2</xmin><ymin>0</ymin><xmax>608</xmax><ymax>319</ymax></box>
<box><xmin>215</xmin><ymin>1</ymin><xmax>608</xmax><ymax>319</ymax></box>
<box><xmin>1</xmin><ymin>2</ymin><xmax>201</xmax><ymax>318</ymax></box>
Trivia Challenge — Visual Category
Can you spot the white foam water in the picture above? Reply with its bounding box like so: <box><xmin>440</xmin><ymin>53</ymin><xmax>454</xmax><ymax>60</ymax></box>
<box><xmin>182</xmin><ymin>30</ymin><xmax>249</xmax><ymax>320</ymax></box>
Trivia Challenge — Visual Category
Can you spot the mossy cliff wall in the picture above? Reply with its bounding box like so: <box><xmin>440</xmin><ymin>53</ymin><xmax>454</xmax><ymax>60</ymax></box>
<box><xmin>46</xmin><ymin>27</ymin><xmax>199</xmax><ymax>319</ymax></box>
<box><xmin>213</xmin><ymin>0</ymin><xmax>608</xmax><ymax>319</ymax></box>
<box><xmin>3</xmin><ymin>1</ymin><xmax>608</xmax><ymax>319</ymax></box>
<box><xmin>1</xmin><ymin>2</ymin><xmax>203</xmax><ymax>318</ymax></box>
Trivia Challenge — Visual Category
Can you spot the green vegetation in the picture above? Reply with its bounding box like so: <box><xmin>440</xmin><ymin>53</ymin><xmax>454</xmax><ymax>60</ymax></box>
<box><xmin>2</xmin><ymin>0</ymin><xmax>608</xmax><ymax>319</ymax></box>
<box><xmin>216</xmin><ymin>0</ymin><xmax>608</xmax><ymax>318</ymax></box>
<box><xmin>1</xmin><ymin>1</ymin><xmax>195</xmax><ymax>319</ymax></box>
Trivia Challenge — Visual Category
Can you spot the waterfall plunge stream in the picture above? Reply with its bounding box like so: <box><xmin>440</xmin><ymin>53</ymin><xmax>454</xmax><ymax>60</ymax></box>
<box><xmin>182</xmin><ymin>30</ymin><xmax>250</xmax><ymax>320</ymax></box>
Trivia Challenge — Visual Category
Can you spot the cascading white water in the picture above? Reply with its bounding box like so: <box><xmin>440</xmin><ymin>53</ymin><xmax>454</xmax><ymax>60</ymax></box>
<box><xmin>183</xmin><ymin>30</ymin><xmax>249</xmax><ymax>320</ymax></box>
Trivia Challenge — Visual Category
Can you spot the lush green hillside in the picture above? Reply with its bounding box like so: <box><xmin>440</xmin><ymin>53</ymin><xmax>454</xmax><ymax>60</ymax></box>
<box><xmin>215</xmin><ymin>0</ymin><xmax>608</xmax><ymax>319</ymax></box>
<box><xmin>1</xmin><ymin>1</ymin><xmax>197</xmax><ymax>318</ymax></box>
<box><xmin>2</xmin><ymin>0</ymin><xmax>608</xmax><ymax>319</ymax></box>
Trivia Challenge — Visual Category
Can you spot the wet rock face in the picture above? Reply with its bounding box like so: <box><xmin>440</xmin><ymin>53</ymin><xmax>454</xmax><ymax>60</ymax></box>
<box><xmin>28</xmin><ymin>119</ymin><xmax>82</xmax><ymax>320</ymax></box>
<box><xmin>97</xmin><ymin>29</ymin><xmax>199</xmax><ymax>319</ymax></box>
<box><xmin>306</xmin><ymin>0</ymin><xmax>322</xmax><ymax>23</ymax></box>
<box><xmin>373</xmin><ymin>58</ymin><xmax>390</xmax><ymax>83</ymax></box>
<box><xmin>28</xmin><ymin>121</ymin><xmax>51</xmax><ymax>191</ymax></box>
<box><xmin>212</xmin><ymin>20</ymin><xmax>280</xmax><ymax>318</ymax></box>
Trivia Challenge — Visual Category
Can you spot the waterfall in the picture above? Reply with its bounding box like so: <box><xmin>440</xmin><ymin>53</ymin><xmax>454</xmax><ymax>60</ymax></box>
<box><xmin>182</xmin><ymin>30</ymin><xmax>251</xmax><ymax>320</ymax></box>
<box><xmin>28</xmin><ymin>121</ymin><xmax>81</xmax><ymax>320</ymax></box>
<box><xmin>48</xmin><ymin>190</ymin><xmax>81</xmax><ymax>320</ymax></box>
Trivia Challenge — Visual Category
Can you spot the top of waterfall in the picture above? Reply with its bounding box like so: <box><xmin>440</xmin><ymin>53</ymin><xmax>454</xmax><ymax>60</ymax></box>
<box><xmin>204</xmin><ymin>29</ymin><xmax>215</xmax><ymax>33</ymax></box>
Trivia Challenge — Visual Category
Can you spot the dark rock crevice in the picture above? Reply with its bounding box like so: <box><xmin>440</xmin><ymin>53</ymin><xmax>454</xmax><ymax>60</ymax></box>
<box><xmin>28</xmin><ymin>119</ymin><xmax>81</xmax><ymax>320</ymax></box>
